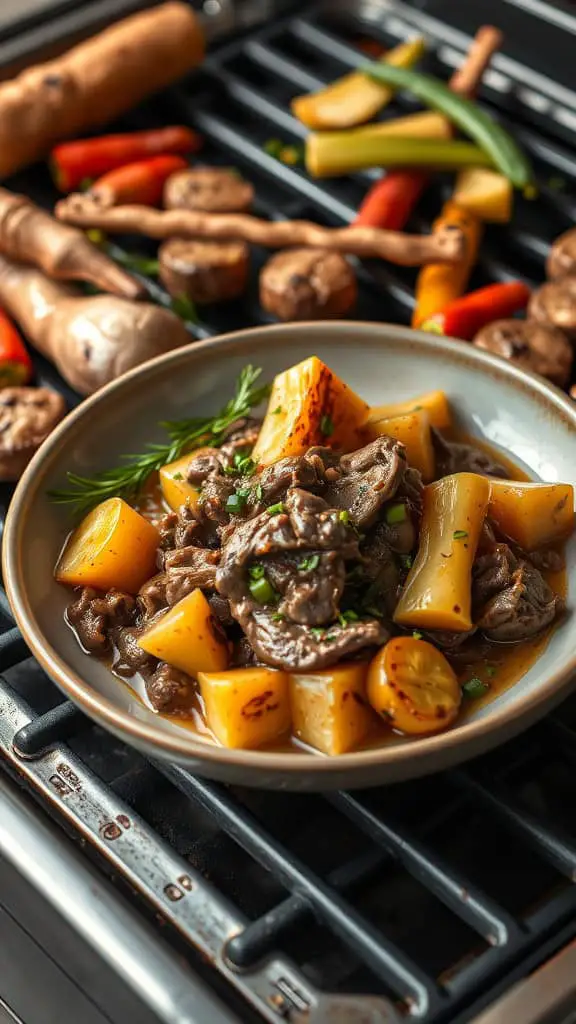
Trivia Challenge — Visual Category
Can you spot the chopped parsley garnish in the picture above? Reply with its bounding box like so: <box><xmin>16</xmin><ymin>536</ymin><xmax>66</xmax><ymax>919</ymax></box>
<box><xmin>453</xmin><ymin>530</ymin><xmax>468</xmax><ymax>540</ymax></box>
<box><xmin>233</xmin><ymin>452</ymin><xmax>255</xmax><ymax>476</ymax></box>
<box><xmin>338</xmin><ymin>510</ymin><xmax>350</xmax><ymax>524</ymax></box>
<box><xmin>248</xmin><ymin>564</ymin><xmax>265</xmax><ymax>581</ymax></box>
<box><xmin>172</xmin><ymin>472</ymin><xmax>183</xmax><ymax>481</ymax></box>
<box><xmin>412</xmin><ymin>631</ymin><xmax>423</xmax><ymax>640</ymax></box>
<box><xmin>226</xmin><ymin>490</ymin><xmax>250</xmax><ymax>514</ymax></box>
<box><xmin>320</xmin><ymin>413</ymin><xmax>334</xmax><ymax>438</ymax></box>
<box><xmin>298</xmin><ymin>554</ymin><xmax>320</xmax><ymax>572</ymax></box>
<box><xmin>255</xmin><ymin>483</ymin><xmax>263</xmax><ymax>501</ymax></box>
<box><xmin>462</xmin><ymin>677</ymin><xmax>490</xmax><ymax>699</ymax></box>
<box><xmin>266</xmin><ymin>502</ymin><xmax>285</xmax><ymax>516</ymax></box>
<box><xmin>311</xmin><ymin>627</ymin><xmax>325</xmax><ymax>640</ymax></box>
<box><xmin>385</xmin><ymin>502</ymin><xmax>407</xmax><ymax>525</ymax></box>
<box><xmin>271</xmin><ymin>612</ymin><xmax>284</xmax><ymax>622</ymax></box>
<box><xmin>338</xmin><ymin>609</ymin><xmax>359</xmax><ymax>626</ymax></box>
<box><xmin>272</xmin><ymin>406</ymin><xmax>283</xmax><ymax>415</ymax></box>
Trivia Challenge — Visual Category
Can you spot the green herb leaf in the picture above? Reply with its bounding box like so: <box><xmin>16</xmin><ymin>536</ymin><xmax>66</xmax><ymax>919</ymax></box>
<box><xmin>462</xmin><ymin>677</ymin><xmax>490</xmax><ymax>699</ymax></box>
<box><xmin>170</xmin><ymin>294</ymin><xmax>199</xmax><ymax>323</ymax></box>
<box><xmin>234</xmin><ymin>453</ymin><xmax>255</xmax><ymax>476</ymax></box>
<box><xmin>310</xmin><ymin>627</ymin><xmax>325</xmax><ymax>640</ymax></box>
<box><xmin>338</xmin><ymin>510</ymin><xmax>350</xmax><ymax>524</ymax></box>
<box><xmin>248</xmin><ymin>564</ymin><xmax>265</xmax><ymax>581</ymax></box>
<box><xmin>172</xmin><ymin>472</ymin><xmax>183</xmax><ymax>481</ymax></box>
<box><xmin>226</xmin><ymin>492</ymin><xmax>248</xmax><ymax>514</ymax></box>
<box><xmin>385</xmin><ymin>503</ymin><xmax>407</xmax><ymax>525</ymax></box>
<box><xmin>248</xmin><ymin>576</ymin><xmax>276</xmax><ymax>604</ymax></box>
<box><xmin>49</xmin><ymin>365</ymin><xmax>270</xmax><ymax>517</ymax></box>
<box><xmin>412</xmin><ymin>630</ymin><xmax>423</xmax><ymax>640</ymax></box>
<box><xmin>298</xmin><ymin>554</ymin><xmax>320</xmax><ymax>572</ymax></box>
<box><xmin>271</xmin><ymin>612</ymin><xmax>284</xmax><ymax>622</ymax></box>
<box><xmin>272</xmin><ymin>406</ymin><xmax>282</xmax><ymax>415</ymax></box>
<box><xmin>453</xmin><ymin>530</ymin><xmax>468</xmax><ymax>540</ymax></box>
<box><xmin>338</xmin><ymin>609</ymin><xmax>360</xmax><ymax>626</ymax></box>
<box><xmin>266</xmin><ymin>502</ymin><xmax>285</xmax><ymax>516</ymax></box>
<box><xmin>320</xmin><ymin>413</ymin><xmax>334</xmax><ymax>438</ymax></box>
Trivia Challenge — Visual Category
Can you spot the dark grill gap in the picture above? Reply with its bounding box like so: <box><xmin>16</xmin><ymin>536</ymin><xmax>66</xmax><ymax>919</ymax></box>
<box><xmin>3</xmin><ymin>2</ymin><xmax>576</xmax><ymax>1022</ymax></box>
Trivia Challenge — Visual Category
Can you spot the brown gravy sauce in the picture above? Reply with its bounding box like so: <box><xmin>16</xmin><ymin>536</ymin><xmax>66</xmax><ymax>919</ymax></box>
<box><xmin>113</xmin><ymin>434</ymin><xmax>567</xmax><ymax>751</ymax></box>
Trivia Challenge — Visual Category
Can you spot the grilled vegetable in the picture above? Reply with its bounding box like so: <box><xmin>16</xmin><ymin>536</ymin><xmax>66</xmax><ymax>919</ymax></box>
<box><xmin>488</xmin><ymin>480</ymin><xmax>574</xmax><ymax>550</ymax></box>
<box><xmin>52</xmin><ymin>125</ymin><xmax>202</xmax><ymax>193</ymax></box>
<box><xmin>394</xmin><ymin>472</ymin><xmax>491</xmax><ymax>632</ymax></box>
<box><xmin>139</xmin><ymin>589</ymin><xmax>229</xmax><ymax>676</ymax></box>
<box><xmin>367</xmin><ymin>637</ymin><xmax>461</xmax><ymax>735</ymax></box>
<box><xmin>421</xmin><ymin>281</ymin><xmax>531</xmax><ymax>340</ymax></box>
<box><xmin>452</xmin><ymin>166</ymin><xmax>513</xmax><ymax>223</ymax></box>
<box><xmin>199</xmin><ymin>667</ymin><xmax>291</xmax><ymax>748</ymax></box>
<box><xmin>354</xmin><ymin>171</ymin><xmax>428</xmax><ymax>231</ymax></box>
<box><xmin>0</xmin><ymin>310</ymin><xmax>32</xmax><ymax>387</ymax></box>
<box><xmin>369</xmin><ymin>409</ymin><xmax>435</xmax><ymax>481</ymax></box>
<box><xmin>86</xmin><ymin>155</ymin><xmax>189</xmax><ymax>207</ymax></box>
<box><xmin>412</xmin><ymin>202</ymin><xmax>482</xmax><ymax>327</ymax></box>
<box><xmin>292</xmin><ymin>37</ymin><xmax>425</xmax><ymax>130</ymax></box>
<box><xmin>306</xmin><ymin>134</ymin><xmax>492</xmax><ymax>179</ymax></box>
<box><xmin>252</xmin><ymin>356</ymin><xmax>370</xmax><ymax>467</ymax></box>
<box><xmin>55</xmin><ymin>497</ymin><xmax>159</xmax><ymax>592</ymax></box>
<box><xmin>368</xmin><ymin>390</ymin><xmax>451</xmax><ymax>430</ymax></box>
<box><xmin>361</xmin><ymin>62</ymin><xmax>535</xmax><ymax>190</ymax></box>
<box><xmin>290</xmin><ymin>663</ymin><xmax>376</xmax><ymax>754</ymax></box>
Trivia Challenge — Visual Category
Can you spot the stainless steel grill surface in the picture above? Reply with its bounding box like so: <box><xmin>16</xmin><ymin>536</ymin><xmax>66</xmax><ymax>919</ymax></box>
<box><xmin>3</xmin><ymin>2</ymin><xmax>576</xmax><ymax>1022</ymax></box>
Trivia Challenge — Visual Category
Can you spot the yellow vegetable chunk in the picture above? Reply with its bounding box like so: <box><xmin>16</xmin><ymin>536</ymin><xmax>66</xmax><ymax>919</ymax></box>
<box><xmin>159</xmin><ymin>451</ymin><xmax>202</xmax><ymax>513</ymax></box>
<box><xmin>252</xmin><ymin>356</ymin><xmax>370</xmax><ymax>467</ymax></box>
<box><xmin>138</xmin><ymin>589</ymin><xmax>228</xmax><ymax>677</ymax></box>
<box><xmin>199</xmin><ymin>667</ymin><xmax>290</xmax><ymax>749</ymax></box>
<box><xmin>369</xmin><ymin>409</ymin><xmax>434</xmax><ymax>481</ymax></box>
<box><xmin>368</xmin><ymin>390</ymin><xmax>451</xmax><ymax>431</ymax></box>
<box><xmin>394</xmin><ymin>472</ymin><xmax>491</xmax><ymax>632</ymax></box>
<box><xmin>55</xmin><ymin>497</ymin><xmax>159</xmax><ymax>593</ymax></box>
<box><xmin>488</xmin><ymin>479</ymin><xmax>574</xmax><ymax>551</ymax></box>
<box><xmin>289</xmin><ymin>663</ymin><xmax>376</xmax><ymax>755</ymax></box>
<box><xmin>453</xmin><ymin>167</ymin><xmax>513</xmax><ymax>224</ymax></box>
<box><xmin>367</xmin><ymin>637</ymin><xmax>461</xmax><ymax>736</ymax></box>
<box><xmin>291</xmin><ymin>37</ymin><xmax>425</xmax><ymax>130</ymax></box>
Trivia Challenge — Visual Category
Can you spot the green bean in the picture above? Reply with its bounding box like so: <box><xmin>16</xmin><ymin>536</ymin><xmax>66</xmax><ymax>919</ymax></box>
<box><xmin>362</xmin><ymin>63</ymin><xmax>534</xmax><ymax>191</ymax></box>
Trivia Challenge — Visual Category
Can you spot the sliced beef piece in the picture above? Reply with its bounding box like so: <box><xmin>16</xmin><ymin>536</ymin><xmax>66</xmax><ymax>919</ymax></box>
<box><xmin>67</xmin><ymin>587</ymin><xmax>136</xmax><ymax>655</ymax></box>
<box><xmin>156</xmin><ymin>511</ymin><xmax>179</xmax><ymax>551</ymax></box>
<box><xmin>398</xmin><ymin>466</ymin><xmax>424</xmax><ymax>510</ymax></box>
<box><xmin>246</xmin><ymin>607</ymin><xmax>386</xmax><ymax>672</ymax></box>
<box><xmin>527</xmin><ymin>548</ymin><xmax>565</xmax><ymax>573</ymax></box>
<box><xmin>473</xmin><ymin>319</ymin><xmax>573</xmax><ymax>388</ymax></box>
<box><xmin>231</xmin><ymin>636</ymin><xmax>260</xmax><ymax>668</ymax></box>
<box><xmin>159</xmin><ymin>238</ymin><xmax>250</xmax><ymax>305</ymax></box>
<box><xmin>138</xmin><ymin>548</ymin><xmax>220</xmax><ymax>618</ymax></box>
<box><xmin>0</xmin><ymin>386</ymin><xmax>66</xmax><ymax>481</ymax></box>
<box><xmin>208</xmin><ymin>592</ymin><xmax>234</xmax><ymax>627</ymax></box>
<box><xmin>186</xmin><ymin>449</ymin><xmax>222</xmax><ymax>485</ymax></box>
<box><xmin>260</xmin><ymin>248</ymin><xmax>357</xmax><ymax>321</ymax></box>
<box><xmin>218</xmin><ymin>418</ymin><xmax>261</xmax><ymax>464</ymax></box>
<box><xmin>113</xmin><ymin>626</ymin><xmax>157</xmax><ymax>678</ymax></box>
<box><xmin>322</xmin><ymin>436</ymin><xmax>407</xmax><ymax>528</ymax></box>
<box><xmin>163</xmin><ymin>167</ymin><xmax>254</xmax><ymax>214</ymax></box>
<box><xmin>146</xmin><ymin>662</ymin><xmax>195</xmax><ymax>713</ymax></box>
<box><xmin>155</xmin><ymin>504</ymin><xmax>205</xmax><ymax>553</ymax></box>
<box><xmin>359</xmin><ymin>523</ymin><xmax>400</xmax><ymax>616</ymax></box>
<box><xmin>473</xmin><ymin>543</ymin><xmax>561</xmax><ymax>642</ymax></box>
<box><xmin>164</xmin><ymin>545</ymin><xmax>220</xmax><ymax>583</ymax></box>
<box><xmin>258</xmin><ymin>447</ymin><xmax>338</xmax><ymax>508</ymax></box>
<box><xmin>266</xmin><ymin>549</ymin><xmax>346</xmax><ymax>626</ymax></box>
<box><xmin>432</xmin><ymin>428</ymin><xmax>508</xmax><ymax>479</ymax></box>
<box><xmin>423</xmin><ymin>627</ymin><xmax>477</xmax><ymax>652</ymax></box>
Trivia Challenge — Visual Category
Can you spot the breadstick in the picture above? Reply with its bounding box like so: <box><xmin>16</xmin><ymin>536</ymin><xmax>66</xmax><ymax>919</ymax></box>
<box><xmin>55</xmin><ymin>196</ymin><xmax>465</xmax><ymax>266</ymax></box>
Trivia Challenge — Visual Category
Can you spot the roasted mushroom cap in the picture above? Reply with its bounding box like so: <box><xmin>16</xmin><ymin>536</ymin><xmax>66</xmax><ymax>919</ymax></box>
<box><xmin>473</xmin><ymin>317</ymin><xmax>573</xmax><ymax>387</ymax></box>
<box><xmin>163</xmin><ymin>167</ymin><xmax>254</xmax><ymax>213</ymax></box>
<box><xmin>0</xmin><ymin>386</ymin><xmax>66</xmax><ymax>480</ymax></box>
<box><xmin>260</xmin><ymin>247</ymin><xmax>357</xmax><ymax>321</ymax></box>
<box><xmin>528</xmin><ymin>276</ymin><xmax>576</xmax><ymax>340</ymax></box>
<box><xmin>158</xmin><ymin>237</ymin><xmax>250</xmax><ymax>304</ymax></box>
<box><xmin>547</xmin><ymin>227</ymin><xmax>576</xmax><ymax>280</ymax></box>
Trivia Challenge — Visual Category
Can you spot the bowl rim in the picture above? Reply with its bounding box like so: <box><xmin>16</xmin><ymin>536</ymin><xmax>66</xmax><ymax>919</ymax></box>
<box><xmin>4</xmin><ymin>319</ymin><xmax>576</xmax><ymax>776</ymax></box>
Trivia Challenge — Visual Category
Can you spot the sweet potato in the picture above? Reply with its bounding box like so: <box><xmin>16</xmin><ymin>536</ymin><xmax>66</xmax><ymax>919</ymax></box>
<box><xmin>159</xmin><ymin>452</ymin><xmax>203</xmax><ymax>513</ymax></box>
<box><xmin>394</xmin><ymin>472</ymin><xmax>491</xmax><ymax>631</ymax></box>
<box><xmin>368</xmin><ymin>389</ymin><xmax>451</xmax><ymax>430</ymax></box>
<box><xmin>55</xmin><ymin>497</ymin><xmax>158</xmax><ymax>592</ymax></box>
<box><xmin>488</xmin><ymin>479</ymin><xmax>574</xmax><ymax>550</ymax></box>
<box><xmin>369</xmin><ymin>409</ymin><xmax>434</xmax><ymax>481</ymax></box>
<box><xmin>252</xmin><ymin>356</ymin><xmax>370</xmax><ymax>467</ymax></box>
<box><xmin>138</xmin><ymin>589</ymin><xmax>228</xmax><ymax>677</ymax></box>
<box><xmin>289</xmin><ymin>663</ymin><xmax>376</xmax><ymax>755</ymax></box>
<box><xmin>367</xmin><ymin>637</ymin><xmax>461</xmax><ymax>735</ymax></box>
<box><xmin>199</xmin><ymin>667</ymin><xmax>290</xmax><ymax>749</ymax></box>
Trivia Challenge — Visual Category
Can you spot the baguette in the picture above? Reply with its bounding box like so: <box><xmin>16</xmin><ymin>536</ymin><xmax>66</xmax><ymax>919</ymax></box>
<box><xmin>0</xmin><ymin>2</ymin><xmax>205</xmax><ymax>180</ymax></box>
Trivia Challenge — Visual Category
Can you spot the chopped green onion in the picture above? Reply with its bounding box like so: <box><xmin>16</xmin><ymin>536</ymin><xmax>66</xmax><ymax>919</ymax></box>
<box><xmin>266</xmin><ymin>502</ymin><xmax>285</xmax><ymax>516</ymax></box>
<box><xmin>338</xmin><ymin>609</ymin><xmax>360</xmax><ymax>626</ymax></box>
<box><xmin>248</xmin><ymin>576</ymin><xmax>276</xmax><ymax>604</ymax></box>
<box><xmin>338</xmin><ymin>510</ymin><xmax>350</xmax><ymax>524</ymax></box>
<box><xmin>248</xmin><ymin>564</ymin><xmax>265</xmax><ymax>581</ymax></box>
<box><xmin>272</xmin><ymin>406</ymin><xmax>283</xmax><ymax>415</ymax></box>
<box><xmin>453</xmin><ymin>529</ymin><xmax>468</xmax><ymax>540</ymax></box>
<box><xmin>320</xmin><ymin>413</ymin><xmax>334</xmax><ymax>438</ymax></box>
<box><xmin>255</xmin><ymin>483</ymin><xmax>263</xmax><ymax>501</ymax></box>
<box><xmin>310</xmin><ymin>627</ymin><xmax>325</xmax><ymax>640</ymax></box>
<box><xmin>172</xmin><ymin>472</ymin><xmax>183</xmax><ymax>481</ymax></box>
<box><xmin>223</xmin><ymin>464</ymin><xmax>237</xmax><ymax>476</ymax></box>
<box><xmin>234</xmin><ymin>453</ymin><xmax>255</xmax><ymax>476</ymax></box>
<box><xmin>271</xmin><ymin>612</ymin><xmax>285</xmax><ymax>622</ymax></box>
<box><xmin>412</xmin><ymin>630</ymin><xmax>423</xmax><ymax>640</ymax></box>
<box><xmin>385</xmin><ymin>503</ymin><xmax>407</xmax><ymax>525</ymax></box>
<box><xmin>298</xmin><ymin>554</ymin><xmax>320</xmax><ymax>572</ymax></box>
<box><xmin>400</xmin><ymin>553</ymin><xmax>413</xmax><ymax>569</ymax></box>
<box><xmin>462</xmin><ymin>677</ymin><xmax>490</xmax><ymax>699</ymax></box>
<box><xmin>226</xmin><ymin>492</ymin><xmax>248</xmax><ymax>514</ymax></box>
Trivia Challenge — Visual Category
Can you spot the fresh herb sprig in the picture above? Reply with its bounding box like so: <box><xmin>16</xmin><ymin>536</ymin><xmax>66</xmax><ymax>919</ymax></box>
<box><xmin>49</xmin><ymin>365</ymin><xmax>270</xmax><ymax>518</ymax></box>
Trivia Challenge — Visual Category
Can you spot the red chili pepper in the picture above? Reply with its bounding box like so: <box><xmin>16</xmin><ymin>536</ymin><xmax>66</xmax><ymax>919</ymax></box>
<box><xmin>51</xmin><ymin>127</ymin><xmax>202</xmax><ymax>193</ymax></box>
<box><xmin>0</xmin><ymin>310</ymin><xmax>33</xmax><ymax>387</ymax></box>
<box><xmin>420</xmin><ymin>281</ymin><xmax>532</xmax><ymax>341</ymax></box>
<box><xmin>89</xmin><ymin>155</ymin><xmax>189</xmax><ymax>207</ymax></box>
<box><xmin>353</xmin><ymin>171</ymin><xmax>428</xmax><ymax>230</ymax></box>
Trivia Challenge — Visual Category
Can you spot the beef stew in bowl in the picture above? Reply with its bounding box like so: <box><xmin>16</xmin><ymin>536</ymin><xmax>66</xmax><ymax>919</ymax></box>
<box><xmin>54</xmin><ymin>354</ymin><xmax>571</xmax><ymax>757</ymax></box>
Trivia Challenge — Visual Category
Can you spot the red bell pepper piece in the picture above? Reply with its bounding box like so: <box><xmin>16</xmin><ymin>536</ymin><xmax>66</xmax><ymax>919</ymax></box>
<box><xmin>353</xmin><ymin>171</ymin><xmax>428</xmax><ymax>231</ymax></box>
<box><xmin>89</xmin><ymin>155</ymin><xmax>189</xmax><ymax>207</ymax></box>
<box><xmin>0</xmin><ymin>310</ymin><xmax>33</xmax><ymax>387</ymax></box>
<box><xmin>420</xmin><ymin>281</ymin><xmax>531</xmax><ymax>341</ymax></box>
<box><xmin>51</xmin><ymin>126</ymin><xmax>202</xmax><ymax>192</ymax></box>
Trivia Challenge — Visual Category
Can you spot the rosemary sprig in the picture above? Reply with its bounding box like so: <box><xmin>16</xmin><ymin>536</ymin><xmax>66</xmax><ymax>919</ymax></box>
<box><xmin>49</xmin><ymin>364</ymin><xmax>270</xmax><ymax>518</ymax></box>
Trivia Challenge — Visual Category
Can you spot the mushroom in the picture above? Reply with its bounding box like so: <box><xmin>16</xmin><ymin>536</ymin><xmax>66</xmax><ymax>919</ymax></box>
<box><xmin>473</xmin><ymin>318</ymin><xmax>573</xmax><ymax>387</ymax></box>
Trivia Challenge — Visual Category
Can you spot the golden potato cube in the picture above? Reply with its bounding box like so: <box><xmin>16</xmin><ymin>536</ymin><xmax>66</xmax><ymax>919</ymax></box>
<box><xmin>138</xmin><ymin>588</ymin><xmax>228</xmax><ymax>676</ymax></box>
<box><xmin>198</xmin><ymin>667</ymin><xmax>291</xmax><ymax>749</ymax></box>
<box><xmin>289</xmin><ymin>663</ymin><xmax>376</xmax><ymax>755</ymax></box>
<box><xmin>159</xmin><ymin>451</ymin><xmax>203</xmax><ymax>513</ymax></box>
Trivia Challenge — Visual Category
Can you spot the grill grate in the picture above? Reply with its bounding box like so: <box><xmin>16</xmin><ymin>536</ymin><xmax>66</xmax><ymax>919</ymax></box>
<box><xmin>3</xmin><ymin>2</ymin><xmax>576</xmax><ymax>1022</ymax></box>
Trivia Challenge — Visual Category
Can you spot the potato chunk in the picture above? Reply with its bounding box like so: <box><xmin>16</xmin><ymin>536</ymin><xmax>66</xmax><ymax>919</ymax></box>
<box><xmin>369</xmin><ymin>408</ymin><xmax>434</xmax><ymax>481</ymax></box>
<box><xmin>159</xmin><ymin>451</ymin><xmax>202</xmax><ymax>513</ymax></box>
<box><xmin>138</xmin><ymin>588</ymin><xmax>228</xmax><ymax>676</ymax></box>
<box><xmin>198</xmin><ymin>667</ymin><xmax>290</xmax><ymax>749</ymax></box>
<box><xmin>252</xmin><ymin>356</ymin><xmax>369</xmax><ymax>467</ymax></box>
<box><xmin>55</xmin><ymin>496</ymin><xmax>159</xmax><ymax>593</ymax></box>
<box><xmin>367</xmin><ymin>637</ymin><xmax>461</xmax><ymax>736</ymax></box>
<box><xmin>488</xmin><ymin>479</ymin><xmax>574</xmax><ymax>551</ymax></box>
<box><xmin>289</xmin><ymin>663</ymin><xmax>376</xmax><ymax>755</ymax></box>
